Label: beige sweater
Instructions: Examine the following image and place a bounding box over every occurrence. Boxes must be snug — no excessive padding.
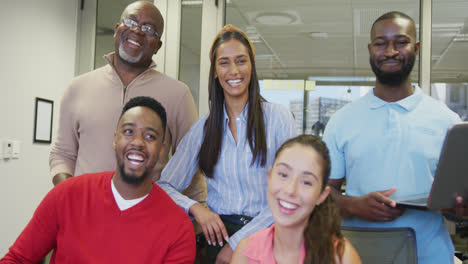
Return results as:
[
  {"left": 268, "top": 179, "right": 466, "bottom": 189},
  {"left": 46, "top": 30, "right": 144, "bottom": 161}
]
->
[{"left": 49, "top": 53, "right": 206, "bottom": 203}]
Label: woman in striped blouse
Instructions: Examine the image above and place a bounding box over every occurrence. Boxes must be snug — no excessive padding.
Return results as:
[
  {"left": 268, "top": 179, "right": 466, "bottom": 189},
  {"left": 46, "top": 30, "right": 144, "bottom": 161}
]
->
[{"left": 158, "top": 24, "right": 296, "bottom": 263}]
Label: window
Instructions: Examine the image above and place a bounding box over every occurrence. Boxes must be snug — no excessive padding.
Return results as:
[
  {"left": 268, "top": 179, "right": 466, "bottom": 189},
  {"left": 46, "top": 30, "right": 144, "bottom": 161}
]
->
[
  {"left": 179, "top": 0, "right": 204, "bottom": 108},
  {"left": 431, "top": 0, "right": 468, "bottom": 120},
  {"left": 226, "top": 0, "right": 420, "bottom": 133}
]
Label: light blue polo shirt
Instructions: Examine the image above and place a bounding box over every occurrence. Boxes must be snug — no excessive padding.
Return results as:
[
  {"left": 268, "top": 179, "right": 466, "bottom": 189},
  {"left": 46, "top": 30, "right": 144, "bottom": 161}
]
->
[{"left": 323, "top": 86, "right": 461, "bottom": 264}]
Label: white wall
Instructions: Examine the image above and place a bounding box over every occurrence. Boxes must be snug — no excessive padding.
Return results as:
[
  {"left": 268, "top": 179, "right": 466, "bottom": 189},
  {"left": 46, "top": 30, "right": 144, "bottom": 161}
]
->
[{"left": 0, "top": 0, "right": 79, "bottom": 255}]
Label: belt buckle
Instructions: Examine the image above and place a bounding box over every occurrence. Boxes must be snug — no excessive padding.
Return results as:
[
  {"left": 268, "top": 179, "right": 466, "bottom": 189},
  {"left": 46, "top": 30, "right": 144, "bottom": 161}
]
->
[
  {"left": 196, "top": 232, "right": 207, "bottom": 248},
  {"left": 240, "top": 217, "right": 249, "bottom": 225}
]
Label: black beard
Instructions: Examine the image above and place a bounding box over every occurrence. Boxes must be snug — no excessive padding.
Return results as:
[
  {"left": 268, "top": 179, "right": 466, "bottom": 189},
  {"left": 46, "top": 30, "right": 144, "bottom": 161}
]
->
[
  {"left": 119, "top": 163, "right": 148, "bottom": 185},
  {"left": 370, "top": 53, "right": 415, "bottom": 86}
]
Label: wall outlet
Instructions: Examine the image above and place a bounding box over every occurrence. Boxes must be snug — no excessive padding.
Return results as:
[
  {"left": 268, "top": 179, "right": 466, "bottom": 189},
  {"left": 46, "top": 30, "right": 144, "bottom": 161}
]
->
[
  {"left": 12, "top": 140, "right": 21, "bottom": 159},
  {"left": 3, "top": 140, "right": 13, "bottom": 159}
]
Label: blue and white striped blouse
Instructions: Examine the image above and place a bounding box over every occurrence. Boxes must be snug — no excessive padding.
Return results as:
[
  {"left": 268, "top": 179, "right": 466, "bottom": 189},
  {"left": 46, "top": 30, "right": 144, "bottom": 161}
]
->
[{"left": 158, "top": 101, "right": 297, "bottom": 249}]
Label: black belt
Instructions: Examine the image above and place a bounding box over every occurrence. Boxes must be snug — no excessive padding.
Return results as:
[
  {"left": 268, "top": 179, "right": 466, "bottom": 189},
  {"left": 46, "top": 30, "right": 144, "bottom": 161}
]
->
[{"left": 219, "top": 214, "right": 253, "bottom": 226}]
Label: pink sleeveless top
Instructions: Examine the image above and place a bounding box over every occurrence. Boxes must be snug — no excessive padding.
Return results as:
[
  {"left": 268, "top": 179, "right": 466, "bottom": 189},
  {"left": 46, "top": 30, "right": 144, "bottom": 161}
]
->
[{"left": 242, "top": 224, "right": 306, "bottom": 264}]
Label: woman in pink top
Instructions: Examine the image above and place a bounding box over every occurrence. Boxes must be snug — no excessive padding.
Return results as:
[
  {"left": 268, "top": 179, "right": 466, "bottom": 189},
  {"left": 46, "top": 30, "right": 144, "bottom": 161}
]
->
[{"left": 231, "top": 135, "right": 361, "bottom": 263}]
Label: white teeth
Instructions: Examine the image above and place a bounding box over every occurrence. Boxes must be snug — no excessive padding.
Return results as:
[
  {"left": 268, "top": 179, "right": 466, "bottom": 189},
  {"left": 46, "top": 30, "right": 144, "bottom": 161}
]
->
[
  {"left": 279, "top": 200, "right": 298, "bottom": 210},
  {"left": 129, "top": 160, "right": 141, "bottom": 165},
  {"left": 128, "top": 154, "right": 144, "bottom": 161},
  {"left": 227, "top": 79, "right": 241, "bottom": 84},
  {"left": 128, "top": 39, "right": 141, "bottom": 47}
]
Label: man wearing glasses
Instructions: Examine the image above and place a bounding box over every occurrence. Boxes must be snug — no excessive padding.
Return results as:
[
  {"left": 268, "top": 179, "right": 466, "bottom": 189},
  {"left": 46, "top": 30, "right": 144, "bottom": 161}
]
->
[{"left": 49, "top": 1, "right": 206, "bottom": 205}]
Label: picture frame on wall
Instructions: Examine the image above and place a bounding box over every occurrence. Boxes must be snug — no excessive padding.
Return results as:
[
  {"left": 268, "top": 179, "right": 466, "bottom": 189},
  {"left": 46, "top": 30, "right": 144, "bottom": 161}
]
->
[{"left": 33, "top": 97, "right": 54, "bottom": 144}]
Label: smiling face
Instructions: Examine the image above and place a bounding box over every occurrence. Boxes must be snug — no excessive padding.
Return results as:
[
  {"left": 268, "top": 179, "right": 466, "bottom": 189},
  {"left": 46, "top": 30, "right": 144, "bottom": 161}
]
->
[
  {"left": 214, "top": 39, "right": 252, "bottom": 103},
  {"left": 114, "top": 2, "right": 162, "bottom": 67},
  {"left": 267, "top": 143, "right": 330, "bottom": 230},
  {"left": 368, "top": 17, "right": 420, "bottom": 86},
  {"left": 113, "top": 106, "right": 165, "bottom": 185}
]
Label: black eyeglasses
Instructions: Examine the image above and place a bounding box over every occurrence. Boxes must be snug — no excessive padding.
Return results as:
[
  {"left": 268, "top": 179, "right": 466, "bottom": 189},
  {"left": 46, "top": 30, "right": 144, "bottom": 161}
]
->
[{"left": 122, "top": 18, "right": 159, "bottom": 38}]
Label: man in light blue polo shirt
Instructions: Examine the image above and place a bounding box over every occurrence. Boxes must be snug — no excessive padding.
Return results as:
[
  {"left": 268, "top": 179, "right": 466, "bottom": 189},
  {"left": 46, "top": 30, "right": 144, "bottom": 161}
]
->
[{"left": 323, "top": 11, "right": 461, "bottom": 264}]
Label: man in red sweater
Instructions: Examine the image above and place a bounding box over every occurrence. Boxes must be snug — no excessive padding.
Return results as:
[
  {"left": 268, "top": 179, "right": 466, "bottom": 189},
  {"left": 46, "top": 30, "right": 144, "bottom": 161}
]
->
[{"left": 1, "top": 96, "right": 196, "bottom": 264}]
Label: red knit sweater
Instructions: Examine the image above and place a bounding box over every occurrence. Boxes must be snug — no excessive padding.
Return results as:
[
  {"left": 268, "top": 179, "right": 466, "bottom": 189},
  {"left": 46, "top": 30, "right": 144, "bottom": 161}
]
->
[{"left": 1, "top": 171, "right": 195, "bottom": 263}]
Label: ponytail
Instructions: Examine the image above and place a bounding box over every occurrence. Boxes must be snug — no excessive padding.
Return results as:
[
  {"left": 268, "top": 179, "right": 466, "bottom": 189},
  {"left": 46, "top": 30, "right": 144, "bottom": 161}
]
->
[{"left": 303, "top": 196, "right": 344, "bottom": 264}]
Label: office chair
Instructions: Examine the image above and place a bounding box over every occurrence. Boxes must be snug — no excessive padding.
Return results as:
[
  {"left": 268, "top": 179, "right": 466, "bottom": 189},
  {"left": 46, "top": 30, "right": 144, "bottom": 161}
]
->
[{"left": 341, "top": 226, "right": 417, "bottom": 264}]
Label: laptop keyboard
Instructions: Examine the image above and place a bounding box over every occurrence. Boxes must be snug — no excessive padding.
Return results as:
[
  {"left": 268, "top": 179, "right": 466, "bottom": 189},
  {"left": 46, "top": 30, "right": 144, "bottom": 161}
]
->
[{"left": 403, "top": 197, "right": 428, "bottom": 204}]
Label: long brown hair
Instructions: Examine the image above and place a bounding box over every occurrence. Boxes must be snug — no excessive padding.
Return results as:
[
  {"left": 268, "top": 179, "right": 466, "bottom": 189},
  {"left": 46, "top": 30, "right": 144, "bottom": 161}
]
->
[
  {"left": 198, "top": 25, "right": 267, "bottom": 178},
  {"left": 274, "top": 135, "right": 344, "bottom": 264}
]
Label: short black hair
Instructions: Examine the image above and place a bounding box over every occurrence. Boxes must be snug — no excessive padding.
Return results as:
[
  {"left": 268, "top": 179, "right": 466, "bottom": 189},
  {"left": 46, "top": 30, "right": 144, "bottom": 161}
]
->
[
  {"left": 120, "top": 96, "right": 167, "bottom": 133},
  {"left": 371, "top": 11, "right": 416, "bottom": 36}
]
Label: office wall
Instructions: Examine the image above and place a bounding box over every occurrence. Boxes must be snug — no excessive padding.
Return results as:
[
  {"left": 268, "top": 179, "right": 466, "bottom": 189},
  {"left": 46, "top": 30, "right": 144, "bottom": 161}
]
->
[{"left": 0, "top": 0, "right": 79, "bottom": 254}]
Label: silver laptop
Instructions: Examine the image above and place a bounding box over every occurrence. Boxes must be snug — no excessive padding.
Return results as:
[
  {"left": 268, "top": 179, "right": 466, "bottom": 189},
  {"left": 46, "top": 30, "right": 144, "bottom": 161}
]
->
[{"left": 396, "top": 122, "right": 468, "bottom": 210}]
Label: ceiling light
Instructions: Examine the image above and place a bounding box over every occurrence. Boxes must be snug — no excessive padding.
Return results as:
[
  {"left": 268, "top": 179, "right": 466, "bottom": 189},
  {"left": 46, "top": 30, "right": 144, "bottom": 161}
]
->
[
  {"left": 453, "top": 34, "right": 468, "bottom": 42},
  {"left": 308, "top": 76, "right": 376, "bottom": 82},
  {"left": 309, "top": 32, "right": 328, "bottom": 39},
  {"left": 432, "top": 23, "right": 463, "bottom": 32},
  {"left": 249, "top": 37, "right": 262, "bottom": 44},
  {"left": 182, "top": 0, "right": 231, "bottom": 6},
  {"left": 182, "top": 0, "right": 202, "bottom": 6},
  {"left": 255, "top": 12, "right": 296, "bottom": 25},
  {"left": 244, "top": 26, "right": 263, "bottom": 44}
]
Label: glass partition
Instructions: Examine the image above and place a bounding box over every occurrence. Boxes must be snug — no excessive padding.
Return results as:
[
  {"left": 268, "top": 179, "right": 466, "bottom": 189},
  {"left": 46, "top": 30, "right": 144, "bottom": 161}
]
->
[
  {"left": 431, "top": 0, "right": 468, "bottom": 120},
  {"left": 179, "top": 0, "right": 203, "bottom": 108}
]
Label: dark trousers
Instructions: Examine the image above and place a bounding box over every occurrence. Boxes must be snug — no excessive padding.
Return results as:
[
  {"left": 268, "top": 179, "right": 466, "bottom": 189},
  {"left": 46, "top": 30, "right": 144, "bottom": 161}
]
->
[{"left": 205, "top": 215, "right": 252, "bottom": 264}]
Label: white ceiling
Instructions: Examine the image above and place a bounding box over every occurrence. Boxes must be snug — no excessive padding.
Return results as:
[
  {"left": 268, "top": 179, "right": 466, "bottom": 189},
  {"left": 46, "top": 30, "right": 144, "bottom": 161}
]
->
[
  {"left": 223, "top": 0, "right": 468, "bottom": 83},
  {"left": 98, "top": 0, "right": 468, "bottom": 84}
]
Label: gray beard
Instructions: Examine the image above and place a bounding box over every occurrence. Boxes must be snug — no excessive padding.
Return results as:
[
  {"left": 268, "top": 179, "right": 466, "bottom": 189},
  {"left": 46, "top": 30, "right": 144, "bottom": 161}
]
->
[{"left": 119, "top": 44, "right": 143, "bottom": 64}]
